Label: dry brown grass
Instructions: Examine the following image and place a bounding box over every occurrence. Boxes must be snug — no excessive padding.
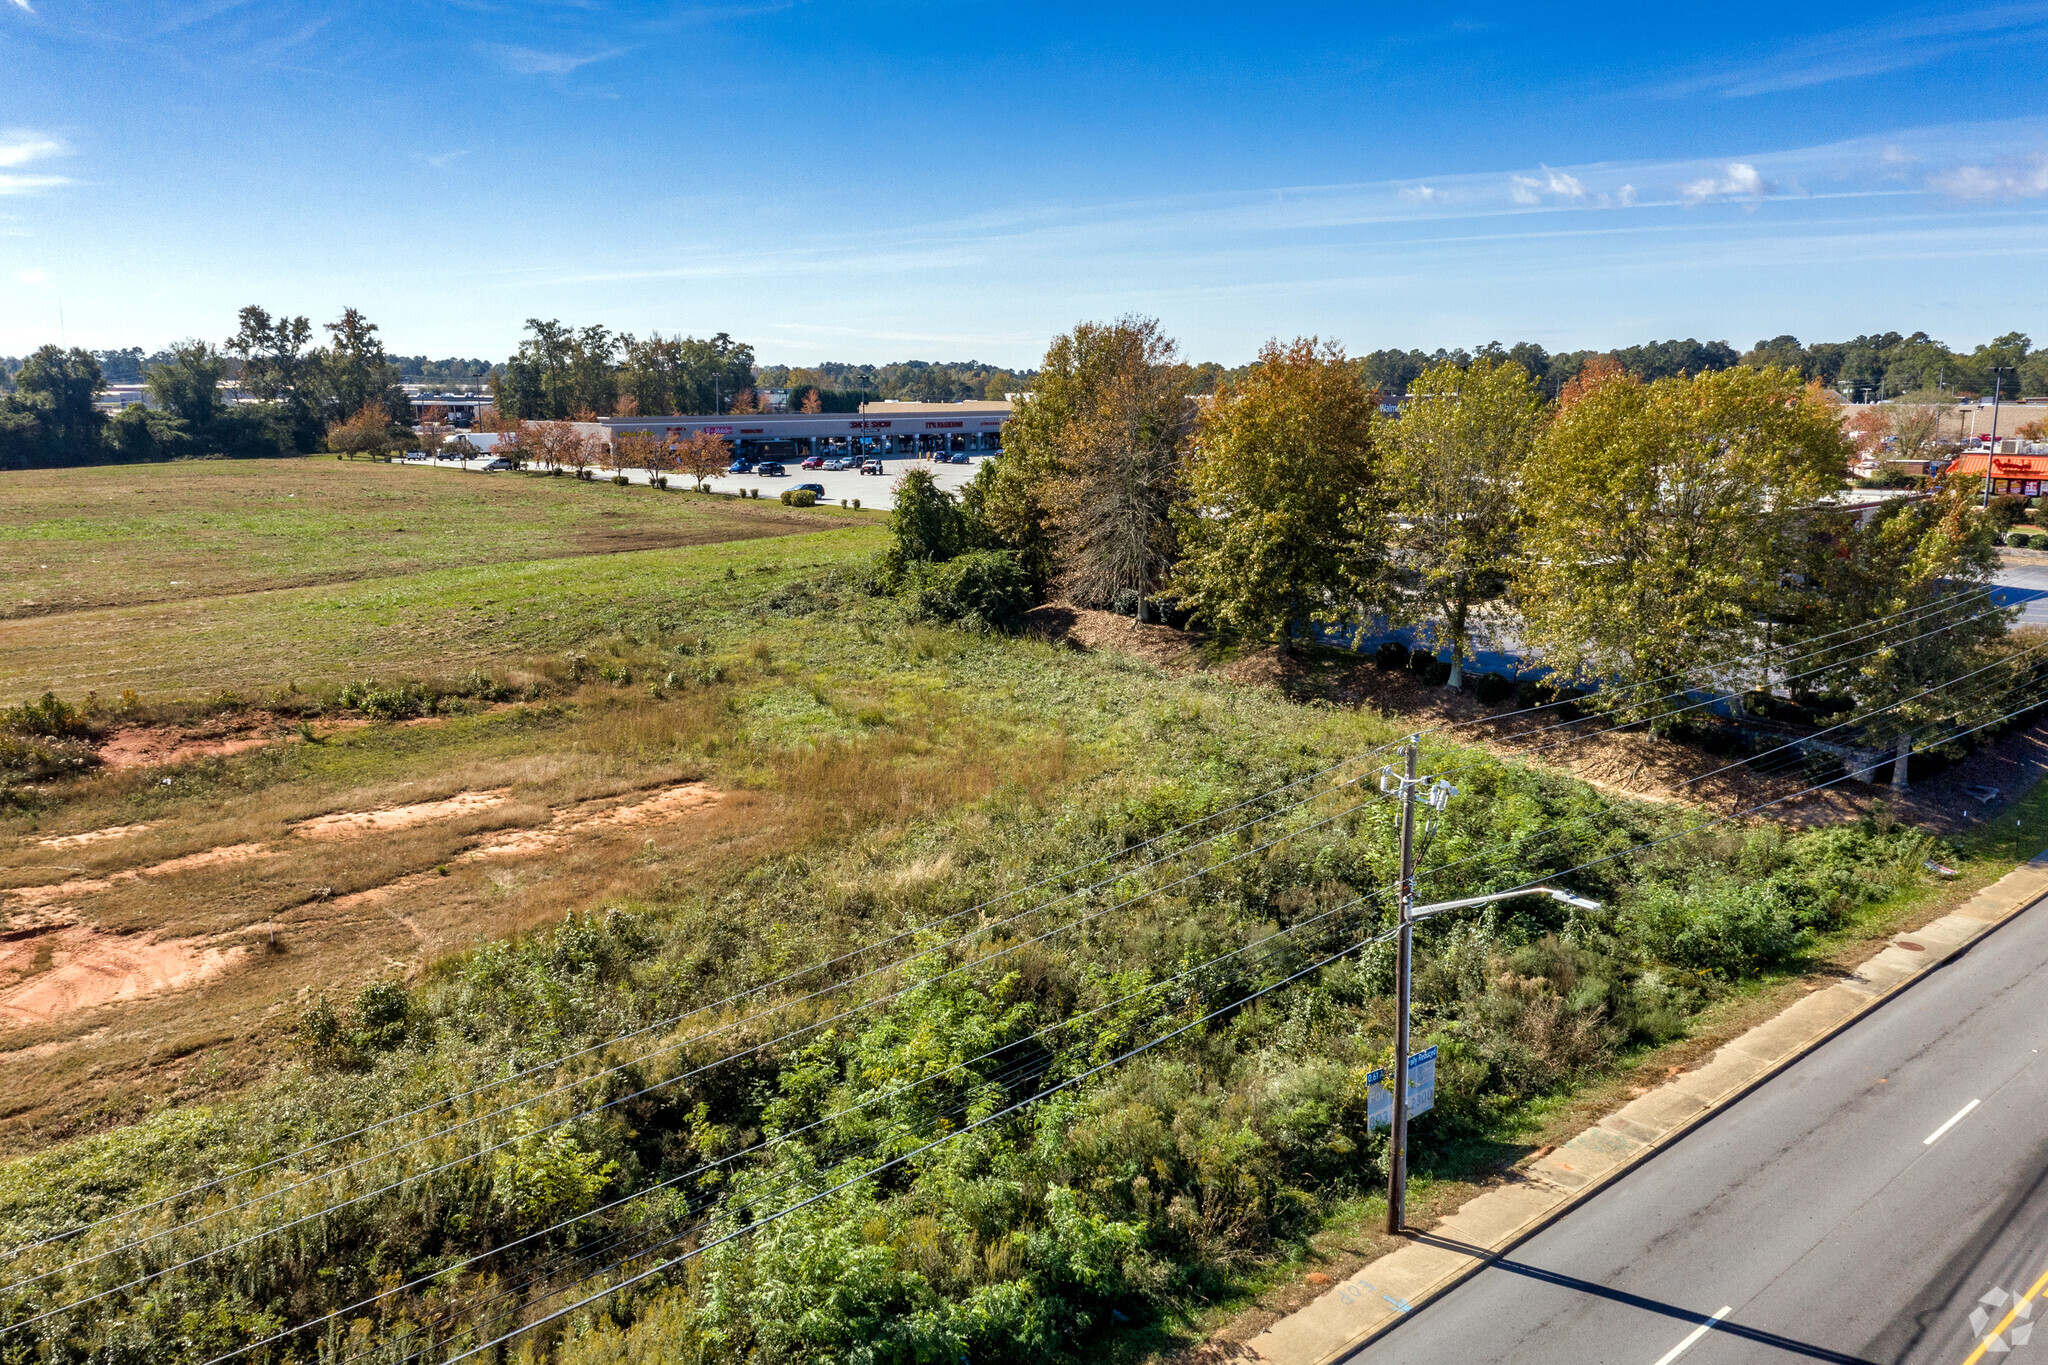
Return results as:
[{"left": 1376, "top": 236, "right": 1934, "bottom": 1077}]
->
[{"left": 0, "top": 671, "right": 1079, "bottom": 1150}]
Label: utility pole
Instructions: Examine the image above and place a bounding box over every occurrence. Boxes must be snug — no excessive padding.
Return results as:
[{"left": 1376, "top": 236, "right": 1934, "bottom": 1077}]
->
[
  {"left": 1386, "top": 739, "right": 1418, "bottom": 1235},
  {"left": 1374, "top": 743, "right": 1599, "bottom": 1233},
  {"left": 1985, "top": 366, "right": 2016, "bottom": 509}
]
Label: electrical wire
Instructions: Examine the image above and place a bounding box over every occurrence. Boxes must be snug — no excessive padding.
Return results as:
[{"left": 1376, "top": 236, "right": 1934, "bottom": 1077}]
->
[{"left": 0, "top": 785, "right": 1402, "bottom": 1333}]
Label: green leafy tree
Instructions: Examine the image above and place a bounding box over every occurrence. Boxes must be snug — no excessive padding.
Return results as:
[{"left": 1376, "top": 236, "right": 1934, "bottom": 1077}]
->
[
  {"left": 0, "top": 346, "right": 105, "bottom": 469},
  {"left": 1169, "top": 337, "right": 1387, "bottom": 650},
  {"left": 1383, "top": 358, "right": 1547, "bottom": 685},
  {"left": 1795, "top": 490, "right": 2009, "bottom": 787},
  {"left": 320, "top": 307, "right": 413, "bottom": 426},
  {"left": 883, "top": 466, "right": 966, "bottom": 577},
  {"left": 144, "top": 339, "right": 227, "bottom": 427},
  {"left": 1516, "top": 363, "right": 1852, "bottom": 719},
  {"left": 227, "top": 305, "right": 320, "bottom": 445}
]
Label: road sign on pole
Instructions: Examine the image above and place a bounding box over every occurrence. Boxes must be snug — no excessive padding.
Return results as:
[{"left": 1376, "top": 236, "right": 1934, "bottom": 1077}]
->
[{"left": 1367, "top": 1045, "right": 1438, "bottom": 1131}]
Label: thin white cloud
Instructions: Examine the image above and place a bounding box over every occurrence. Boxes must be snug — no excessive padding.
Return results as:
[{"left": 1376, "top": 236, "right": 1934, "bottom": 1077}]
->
[
  {"left": 1399, "top": 185, "right": 1441, "bottom": 204},
  {"left": 17, "top": 268, "right": 49, "bottom": 285},
  {"left": 1680, "top": 162, "right": 1776, "bottom": 205},
  {"left": 1929, "top": 155, "right": 2048, "bottom": 201},
  {"left": 0, "top": 132, "right": 70, "bottom": 196},
  {"left": 0, "top": 133, "right": 62, "bottom": 169},
  {"left": 1544, "top": 168, "right": 1587, "bottom": 201},
  {"left": 480, "top": 42, "right": 628, "bottom": 75},
  {"left": 426, "top": 149, "right": 469, "bottom": 168},
  {"left": 1510, "top": 166, "right": 1590, "bottom": 206},
  {"left": 6, "top": 0, "right": 35, "bottom": 13},
  {"left": 1656, "top": 3, "right": 2048, "bottom": 97}
]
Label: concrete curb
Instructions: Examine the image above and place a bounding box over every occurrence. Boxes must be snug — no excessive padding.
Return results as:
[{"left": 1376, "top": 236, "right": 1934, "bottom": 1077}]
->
[{"left": 1245, "top": 849, "right": 2048, "bottom": 1365}]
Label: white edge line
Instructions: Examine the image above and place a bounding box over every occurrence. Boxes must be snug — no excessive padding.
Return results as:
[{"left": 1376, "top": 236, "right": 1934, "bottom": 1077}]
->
[
  {"left": 1652, "top": 1305, "right": 1733, "bottom": 1365},
  {"left": 1924, "top": 1098, "right": 1982, "bottom": 1146}
]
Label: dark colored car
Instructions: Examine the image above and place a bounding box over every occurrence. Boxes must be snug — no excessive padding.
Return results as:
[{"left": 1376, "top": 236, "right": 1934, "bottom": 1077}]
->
[
  {"left": 728, "top": 458, "right": 754, "bottom": 473},
  {"left": 482, "top": 457, "right": 517, "bottom": 472},
  {"left": 794, "top": 482, "right": 826, "bottom": 496},
  {"left": 757, "top": 461, "right": 786, "bottom": 477}
]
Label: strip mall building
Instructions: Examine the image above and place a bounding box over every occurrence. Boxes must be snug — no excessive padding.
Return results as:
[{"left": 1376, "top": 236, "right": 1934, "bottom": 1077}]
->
[{"left": 577, "top": 399, "right": 1012, "bottom": 463}]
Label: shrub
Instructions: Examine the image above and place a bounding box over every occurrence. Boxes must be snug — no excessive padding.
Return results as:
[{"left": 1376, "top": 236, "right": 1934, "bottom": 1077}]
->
[
  {"left": 611, "top": 474, "right": 630, "bottom": 486},
  {"left": 1420, "top": 658, "right": 1453, "bottom": 686},
  {"left": 1628, "top": 878, "right": 1812, "bottom": 977},
  {"left": 1374, "top": 641, "right": 1409, "bottom": 670},
  {"left": 1989, "top": 494, "right": 2028, "bottom": 530},
  {"left": 336, "top": 679, "right": 428, "bottom": 720},
  {"left": 905, "top": 550, "right": 1034, "bottom": 632},
  {"left": 2, "top": 691, "right": 88, "bottom": 739},
  {"left": 780, "top": 488, "right": 819, "bottom": 507},
  {"left": 1471, "top": 672, "right": 1515, "bottom": 704}
]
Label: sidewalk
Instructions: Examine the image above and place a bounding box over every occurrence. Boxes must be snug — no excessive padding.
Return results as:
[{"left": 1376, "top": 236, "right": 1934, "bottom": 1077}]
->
[{"left": 1245, "top": 850, "right": 2048, "bottom": 1364}]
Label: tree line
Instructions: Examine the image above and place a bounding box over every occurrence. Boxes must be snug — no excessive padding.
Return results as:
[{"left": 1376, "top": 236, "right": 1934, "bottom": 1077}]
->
[
  {"left": 888, "top": 317, "right": 2011, "bottom": 785},
  {"left": 0, "top": 305, "right": 413, "bottom": 470}
]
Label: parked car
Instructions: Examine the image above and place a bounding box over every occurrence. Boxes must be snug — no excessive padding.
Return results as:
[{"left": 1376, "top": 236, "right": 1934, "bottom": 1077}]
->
[
  {"left": 950, "top": 451, "right": 972, "bottom": 464},
  {"left": 794, "top": 482, "right": 826, "bottom": 497},
  {"left": 861, "top": 458, "right": 884, "bottom": 475},
  {"left": 757, "top": 461, "right": 786, "bottom": 477},
  {"left": 482, "top": 457, "right": 517, "bottom": 472},
  {"left": 823, "top": 457, "right": 851, "bottom": 471},
  {"left": 728, "top": 458, "right": 754, "bottom": 473},
  {"left": 800, "top": 454, "right": 825, "bottom": 469},
  {"left": 403, "top": 451, "right": 431, "bottom": 463}
]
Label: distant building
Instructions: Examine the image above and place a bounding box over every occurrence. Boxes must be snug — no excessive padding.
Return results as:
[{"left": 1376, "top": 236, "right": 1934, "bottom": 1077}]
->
[
  {"left": 583, "top": 399, "right": 1012, "bottom": 462},
  {"left": 1946, "top": 453, "right": 2048, "bottom": 497}
]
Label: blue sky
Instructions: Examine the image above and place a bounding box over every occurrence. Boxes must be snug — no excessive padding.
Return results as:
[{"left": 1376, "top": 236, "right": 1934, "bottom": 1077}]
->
[{"left": 2, "top": 1, "right": 2045, "bottom": 366}]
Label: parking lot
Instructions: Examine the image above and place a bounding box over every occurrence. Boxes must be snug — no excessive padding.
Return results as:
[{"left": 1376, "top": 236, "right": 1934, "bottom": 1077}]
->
[{"left": 407, "top": 452, "right": 986, "bottom": 510}]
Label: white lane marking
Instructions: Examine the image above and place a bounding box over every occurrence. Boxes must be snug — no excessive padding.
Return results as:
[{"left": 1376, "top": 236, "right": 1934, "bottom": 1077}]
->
[
  {"left": 1924, "top": 1099, "right": 1981, "bottom": 1146},
  {"left": 1652, "top": 1306, "right": 1732, "bottom": 1365}
]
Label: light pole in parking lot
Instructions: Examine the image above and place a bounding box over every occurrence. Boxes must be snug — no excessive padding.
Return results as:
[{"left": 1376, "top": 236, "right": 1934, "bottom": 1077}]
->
[{"left": 1377, "top": 738, "right": 1600, "bottom": 1233}]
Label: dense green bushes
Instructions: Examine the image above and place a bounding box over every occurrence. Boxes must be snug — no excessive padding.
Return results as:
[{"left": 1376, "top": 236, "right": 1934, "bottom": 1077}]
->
[{"left": 0, "top": 711, "right": 1950, "bottom": 1365}]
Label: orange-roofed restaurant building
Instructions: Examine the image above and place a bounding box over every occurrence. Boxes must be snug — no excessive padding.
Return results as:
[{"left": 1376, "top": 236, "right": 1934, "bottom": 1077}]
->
[{"left": 1946, "top": 454, "right": 2048, "bottom": 499}]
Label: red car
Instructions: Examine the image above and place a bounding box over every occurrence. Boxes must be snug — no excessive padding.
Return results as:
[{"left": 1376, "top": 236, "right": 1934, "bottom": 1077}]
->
[{"left": 800, "top": 454, "right": 825, "bottom": 469}]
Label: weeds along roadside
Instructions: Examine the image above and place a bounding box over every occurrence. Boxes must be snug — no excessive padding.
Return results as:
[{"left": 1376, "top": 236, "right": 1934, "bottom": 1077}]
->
[
  {"left": 4, "top": 573, "right": 2031, "bottom": 1358},
  {"left": 0, "top": 581, "right": 1957, "bottom": 1268},
  {"left": 0, "top": 765, "right": 1968, "bottom": 1354}
]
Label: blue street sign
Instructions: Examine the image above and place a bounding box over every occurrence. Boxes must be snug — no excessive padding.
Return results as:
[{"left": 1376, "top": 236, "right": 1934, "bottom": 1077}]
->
[{"left": 1366, "top": 1045, "right": 1438, "bottom": 1130}]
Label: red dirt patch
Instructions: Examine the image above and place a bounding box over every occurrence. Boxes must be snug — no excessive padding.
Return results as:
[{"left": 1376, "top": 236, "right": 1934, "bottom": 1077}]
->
[
  {"left": 36, "top": 823, "right": 155, "bottom": 850},
  {"left": 0, "top": 925, "right": 244, "bottom": 1028},
  {"left": 294, "top": 789, "right": 512, "bottom": 841},
  {"left": 1, "top": 843, "right": 276, "bottom": 917},
  {"left": 96, "top": 728, "right": 272, "bottom": 769},
  {"left": 470, "top": 782, "right": 722, "bottom": 859}
]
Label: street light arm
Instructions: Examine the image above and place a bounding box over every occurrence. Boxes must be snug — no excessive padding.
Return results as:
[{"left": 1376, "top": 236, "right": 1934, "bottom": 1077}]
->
[{"left": 1409, "top": 885, "right": 1601, "bottom": 922}]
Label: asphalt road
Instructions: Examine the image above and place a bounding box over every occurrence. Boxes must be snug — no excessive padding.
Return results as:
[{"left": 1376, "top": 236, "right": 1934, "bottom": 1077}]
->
[
  {"left": 1993, "top": 557, "right": 2048, "bottom": 627},
  {"left": 1343, "top": 898, "right": 2048, "bottom": 1365}
]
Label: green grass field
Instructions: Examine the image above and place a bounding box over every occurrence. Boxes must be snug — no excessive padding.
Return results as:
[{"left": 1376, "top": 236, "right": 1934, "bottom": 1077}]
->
[
  {"left": 0, "top": 459, "right": 885, "bottom": 701},
  {"left": 0, "top": 457, "right": 876, "bottom": 622}
]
